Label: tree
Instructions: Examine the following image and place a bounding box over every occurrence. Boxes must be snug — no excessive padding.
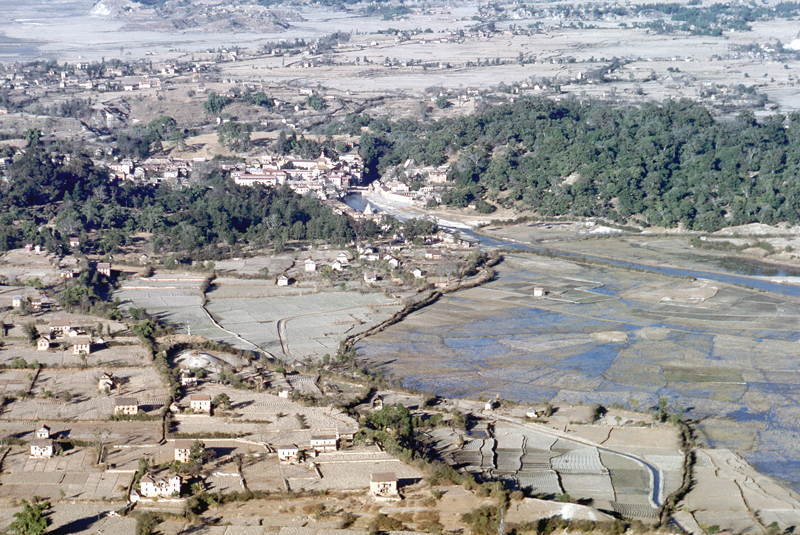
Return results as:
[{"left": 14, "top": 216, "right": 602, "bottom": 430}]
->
[
  {"left": 305, "top": 93, "right": 325, "bottom": 111},
  {"left": 212, "top": 393, "right": 231, "bottom": 410},
  {"left": 217, "top": 121, "right": 252, "bottom": 152},
  {"left": 203, "top": 92, "right": 230, "bottom": 115},
  {"left": 23, "top": 129, "right": 41, "bottom": 148},
  {"left": 22, "top": 323, "right": 39, "bottom": 343},
  {"left": 9, "top": 499, "right": 49, "bottom": 535},
  {"left": 189, "top": 439, "right": 206, "bottom": 463}
]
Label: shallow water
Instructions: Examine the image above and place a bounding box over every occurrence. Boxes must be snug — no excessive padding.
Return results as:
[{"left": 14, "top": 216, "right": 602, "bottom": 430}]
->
[{"left": 356, "top": 260, "right": 800, "bottom": 491}]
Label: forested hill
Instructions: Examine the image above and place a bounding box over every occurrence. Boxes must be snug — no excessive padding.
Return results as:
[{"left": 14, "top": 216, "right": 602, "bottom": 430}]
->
[{"left": 354, "top": 98, "right": 800, "bottom": 231}]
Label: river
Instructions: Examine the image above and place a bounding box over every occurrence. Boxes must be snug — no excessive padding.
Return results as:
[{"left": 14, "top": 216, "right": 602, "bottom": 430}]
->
[{"left": 345, "top": 192, "right": 800, "bottom": 297}]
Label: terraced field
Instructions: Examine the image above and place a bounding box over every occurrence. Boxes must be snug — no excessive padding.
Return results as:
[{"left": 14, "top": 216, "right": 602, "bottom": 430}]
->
[{"left": 357, "top": 254, "right": 800, "bottom": 493}]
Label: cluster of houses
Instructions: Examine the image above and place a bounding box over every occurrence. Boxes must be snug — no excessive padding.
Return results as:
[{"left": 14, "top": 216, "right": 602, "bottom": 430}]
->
[
  {"left": 276, "top": 428, "right": 354, "bottom": 464},
  {"left": 25, "top": 414, "right": 399, "bottom": 500},
  {"left": 230, "top": 153, "right": 362, "bottom": 199},
  {"left": 37, "top": 318, "right": 96, "bottom": 355},
  {"left": 11, "top": 294, "right": 42, "bottom": 314},
  {"left": 289, "top": 243, "right": 467, "bottom": 288},
  {"left": 105, "top": 156, "right": 199, "bottom": 186}
]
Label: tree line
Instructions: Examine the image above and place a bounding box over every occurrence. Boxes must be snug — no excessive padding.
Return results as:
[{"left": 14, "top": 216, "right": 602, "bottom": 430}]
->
[{"left": 345, "top": 97, "right": 800, "bottom": 230}]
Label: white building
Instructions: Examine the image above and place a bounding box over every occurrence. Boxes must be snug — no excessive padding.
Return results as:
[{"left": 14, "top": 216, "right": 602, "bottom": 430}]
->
[
  {"left": 30, "top": 439, "right": 55, "bottom": 458},
  {"left": 189, "top": 394, "right": 212, "bottom": 413},
  {"left": 73, "top": 336, "right": 92, "bottom": 355},
  {"left": 310, "top": 434, "right": 337, "bottom": 452},
  {"left": 370, "top": 472, "right": 398, "bottom": 497},
  {"left": 140, "top": 473, "right": 181, "bottom": 498},
  {"left": 114, "top": 397, "right": 139, "bottom": 416},
  {"left": 277, "top": 444, "right": 300, "bottom": 462},
  {"left": 174, "top": 439, "right": 201, "bottom": 463}
]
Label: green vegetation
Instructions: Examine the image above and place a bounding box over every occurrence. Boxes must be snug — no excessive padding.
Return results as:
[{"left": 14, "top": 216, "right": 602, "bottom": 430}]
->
[
  {"left": 305, "top": 93, "right": 326, "bottom": 111},
  {"left": 358, "top": 404, "right": 414, "bottom": 454},
  {"left": 118, "top": 115, "right": 185, "bottom": 159},
  {"left": 0, "top": 146, "right": 354, "bottom": 257},
  {"left": 9, "top": 499, "right": 49, "bottom": 535},
  {"left": 341, "top": 98, "right": 800, "bottom": 230},
  {"left": 203, "top": 92, "right": 231, "bottom": 115},
  {"left": 217, "top": 121, "right": 252, "bottom": 151}
]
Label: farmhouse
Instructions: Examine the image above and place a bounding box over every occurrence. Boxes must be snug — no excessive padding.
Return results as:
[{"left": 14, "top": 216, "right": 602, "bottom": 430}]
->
[
  {"left": 30, "top": 439, "right": 56, "bottom": 458},
  {"left": 189, "top": 394, "right": 212, "bottom": 413},
  {"left": 140, "top": 473, "right": 181, "bottom": 498},
  {"left": 180, "top": 371, "right": 197, "bottom": 387},
  {"left": 304, "top": 258, "right": 317, "bottom": 272},
  {"left": 276, "top": 274, "right": 290, "bottom": 286},
  {"left": 49, "top": 319, "right": 72, "bottom": 337},
  {"left": 36, "top": 425, "right": 51, "bottom": 439},
  {"left": 174, "top": 439, "right": 201, "bottom": 463},
  {"left": 97, "top": 262, "right": 111, "bottom": 277},
  {"left": 114, "top": 398, "right": 139, "bottom": 416},
  {"left": 364, "top": 271, "right": 378, "bottom": 283},
  {"left": 310, "top": 434, "right": 338, "bottom": 452},
  {"left": 37, "top": 337, "right": 50, "bottom": 351},
  {"left": 277, "top": 444, "right": 300, "bottom": 463},
  {"left": 73, "top": 336, "right": 92, "bottom": 355},
  {"left": 98, "top": 372, "right": 115, "bottom": 391},
  {"left": 425, "top": 249, "right": 444, "bottom": 260},
  {"left": 11, "top": 296, "right": 22, "bottom": 309},
  {"left": 383, "top": 254, "right": 400, "bottom": 269},
  {"left": 370, "top": 472, "right": 399, "bottom": 497}
]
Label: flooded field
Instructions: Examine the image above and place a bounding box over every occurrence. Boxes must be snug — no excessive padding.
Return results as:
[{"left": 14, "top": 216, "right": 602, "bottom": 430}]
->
[{"left": 356, "top": 254, "right": 800, "bottom": 491}]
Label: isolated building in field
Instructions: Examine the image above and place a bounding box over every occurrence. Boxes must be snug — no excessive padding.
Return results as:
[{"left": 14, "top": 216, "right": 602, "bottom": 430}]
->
[
  {"left": 97, "top": 262, "right": 112, "bottom": 277},
  {"left": 98, "top": 372, "right": 116, "bottom": 392},
  {"left": 174, "top": 439, "right": 202, "bottom": 463},
  {"left": 189, "top": 394, "right": 212, "bottom": 413},
  {"left": 30, "top": 439, "right": 56, "bottom": 458},
  {"left": 73, "top": 336, "right": 92, "bottom": 355},
  {"left": 140, "top": 473, "right": 181, "bottom": 497},
  {"left": 277, "top": 444, "right": 300, "bottom": 463},
  {"left": 114, "top": 397, "right": 139, "bottom": 416},
  {"left": 370, "top": 472, "right": 398, "bottom": 497}
]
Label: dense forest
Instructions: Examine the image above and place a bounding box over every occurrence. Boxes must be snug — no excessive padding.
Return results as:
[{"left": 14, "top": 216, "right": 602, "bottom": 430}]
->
[
  {"left": 348, "top": 98, "right": 800, "bottom": 230},
  {"left": 0, "top": 145, "right": 355, "bottom": 257}
]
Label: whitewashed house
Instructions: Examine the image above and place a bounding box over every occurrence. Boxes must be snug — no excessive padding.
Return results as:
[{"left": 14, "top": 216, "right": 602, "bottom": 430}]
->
[
  {"left": 370, "top": 472, "right": 398, "bottom": 497},
  {"left": 189, "top": 394, "right": 212, "bottom": 413},
  {"left": 310, "top": 434, "right": 337, "bottom": 452},
  {"left": 277, "top": 444, "right": 300, "bottom": 462},
  {"left": 140, "top": 473, "right": 181, "bottom": 498},
  {"left": 30, "top": 439, "right": 55, "bottom": 458},
  {"left": 114, "top": 398, "right": 139, "bottom": 416}
]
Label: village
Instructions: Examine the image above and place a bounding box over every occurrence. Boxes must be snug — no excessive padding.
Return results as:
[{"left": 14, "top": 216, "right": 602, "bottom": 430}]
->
[{"left": 0, "top": 215, "right": 711, "bottom": 535}]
